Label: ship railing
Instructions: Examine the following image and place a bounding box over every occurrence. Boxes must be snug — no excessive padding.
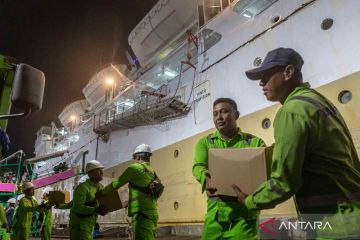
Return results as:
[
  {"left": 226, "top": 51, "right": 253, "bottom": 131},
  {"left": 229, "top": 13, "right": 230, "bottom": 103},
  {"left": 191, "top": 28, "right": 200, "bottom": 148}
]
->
[{"left": 92, "top": 82, "right": 189, "bottom": 134}]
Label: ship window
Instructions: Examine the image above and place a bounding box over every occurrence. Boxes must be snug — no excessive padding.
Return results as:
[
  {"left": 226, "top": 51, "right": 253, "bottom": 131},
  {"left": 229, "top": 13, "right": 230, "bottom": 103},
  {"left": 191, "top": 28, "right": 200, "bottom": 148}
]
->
[
  {"left": 204, "top": 0, "right": 222, "bottom": 21},
  {"left": 262, "top": 118, "right": 271, "bottom": 129},
  {"left": 338, "top": 90, "right": 352, "bottom": 104},
  {"left": 174, "top": 149, "right": 179, "bottom": 158},
  {"left": 321, "top": 18, "right": 334, "bottom": 31},
  {"left": 201, "top": 28, "right": 222, "bottom": 53},
  {"left": 174, "top": 201, "right": 179, "bottom": 210},
  {"left": 233, "top": 0, "right": 277, "bottom": 18},
  {"left": 199, "top": 0, "right": 233, "bottom": 26}
]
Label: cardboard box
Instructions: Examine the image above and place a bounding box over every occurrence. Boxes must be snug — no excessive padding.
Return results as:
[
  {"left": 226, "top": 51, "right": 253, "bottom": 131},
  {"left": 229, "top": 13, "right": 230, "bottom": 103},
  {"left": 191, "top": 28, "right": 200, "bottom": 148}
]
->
[
  {"left": 208, "top": 147, "right": 273, "bottom": 197},
  {"left": 97, "top": 187, "right": 129, "bottom": 213},
  {"left": 48, "top": 190, "right": 71, "bottom": 204}
]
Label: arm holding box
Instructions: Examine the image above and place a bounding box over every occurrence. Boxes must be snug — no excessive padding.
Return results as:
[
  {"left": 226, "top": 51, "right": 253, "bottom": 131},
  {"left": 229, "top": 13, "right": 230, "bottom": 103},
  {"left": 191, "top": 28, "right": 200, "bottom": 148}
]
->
[{"left": 244, "top": 111, "right": 306, "bottom": 210}]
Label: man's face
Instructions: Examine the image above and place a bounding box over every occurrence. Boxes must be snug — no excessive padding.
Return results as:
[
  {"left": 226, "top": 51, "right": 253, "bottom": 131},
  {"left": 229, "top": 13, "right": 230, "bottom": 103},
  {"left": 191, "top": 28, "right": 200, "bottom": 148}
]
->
[
  {"left": 213, "top": 102, "right": 238, "bottom": 133},
  {"left": 42, "top": 193, "right": 49, "bottom": 200},
  {"left": 133, "top": 155, "right": 141, "bottom": 163},
  {"left": 88, "top": 168, "right": 103, "bottom": 183},
  {"left": 259, "top": 66, "right": 287, "bottom": 102},
  {"left": 25, "top": 187, "right": 35, "bottom": 197}
]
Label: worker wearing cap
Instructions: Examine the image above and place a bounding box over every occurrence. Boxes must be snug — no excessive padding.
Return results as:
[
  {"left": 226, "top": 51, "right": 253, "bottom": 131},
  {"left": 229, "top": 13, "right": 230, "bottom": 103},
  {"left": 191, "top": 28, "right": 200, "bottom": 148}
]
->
[
  {"left": 101, "top": 144, "right": 159, "bottom": 240},
  {"left": 39, "top": 187, "right": 53, "bottom": 240},
  {"left": 5, "top": 198, "right": 16, "bottom": 229},
  {"left": 69, "top": 160, "right": 106, "bottom": 240},
  {"left": 2, "top": 198, "right": 16, "bottom": 240},
  {"left": 231, "top": 47, "right": 360, "bottom": 238},
  {"left": 12, "top": 181, "right": 41, "bottom": 240},
  {"left": 193, "top": 98, "right": 266, "bottom": 240}
]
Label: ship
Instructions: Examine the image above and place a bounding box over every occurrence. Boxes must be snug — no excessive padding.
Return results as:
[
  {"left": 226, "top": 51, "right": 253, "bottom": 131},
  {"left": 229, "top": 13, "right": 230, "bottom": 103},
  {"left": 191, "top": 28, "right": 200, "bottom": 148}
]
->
[{"left": 23, "top": 0, "right": 360, "bottom": 237}]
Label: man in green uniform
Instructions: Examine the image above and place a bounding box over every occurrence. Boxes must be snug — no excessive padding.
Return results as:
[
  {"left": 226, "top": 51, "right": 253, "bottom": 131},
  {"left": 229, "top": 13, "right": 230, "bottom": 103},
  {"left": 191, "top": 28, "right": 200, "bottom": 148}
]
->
[
  {"left": 233, "top": 47, "right": 360, "bottom": 238},
  {"left": 40, "top": 187, "right": 53, "bottom": 240},
  {"left": 3, "top": 198, "right": 15, "bottom": 240},
  {"left": 101, "top": 144, "right": 159, "bottom": 240},
  {"left": 193, "top": 98, "right": 266, "bottom": 240},
  {"left": 0, "top": 203, "right": 9, "bottom": 240},
  {"left": 12, "top": 181, "right": 41, "bottom": 240},
  {"left": 69, "top": 160, "right": 106, "bottom": 240}
]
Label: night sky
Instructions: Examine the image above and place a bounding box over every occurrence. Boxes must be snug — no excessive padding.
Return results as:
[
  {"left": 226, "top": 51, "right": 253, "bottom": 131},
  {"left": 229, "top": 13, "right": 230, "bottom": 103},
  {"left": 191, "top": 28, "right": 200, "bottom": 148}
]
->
[{"left": 0, "top": 0, "right": 157, "bottom": 157}]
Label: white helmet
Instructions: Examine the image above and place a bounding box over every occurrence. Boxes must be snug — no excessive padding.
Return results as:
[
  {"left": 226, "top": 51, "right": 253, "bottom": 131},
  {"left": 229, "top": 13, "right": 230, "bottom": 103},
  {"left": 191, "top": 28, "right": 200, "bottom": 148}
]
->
[
  {"left": 42, "top": 187, "right": 54, "bottom": 195},
  {"left": 22, "top": 181, "right": 34, "bottom": 191},
  {"left": 85, "top": 160, "right": 104, "bottom": 173},
  {"left": 133, "top": 144, "right": 152, "bottom": 155},
  {"left": 7, "top": 198, "right": 16, "bottom": 204}
]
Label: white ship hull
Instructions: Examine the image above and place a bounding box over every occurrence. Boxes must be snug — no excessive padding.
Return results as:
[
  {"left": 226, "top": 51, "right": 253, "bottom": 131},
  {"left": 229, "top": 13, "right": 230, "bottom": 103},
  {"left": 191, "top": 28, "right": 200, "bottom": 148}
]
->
[{"left": 32, "top": 0, "right": 360, "bottom": 228}]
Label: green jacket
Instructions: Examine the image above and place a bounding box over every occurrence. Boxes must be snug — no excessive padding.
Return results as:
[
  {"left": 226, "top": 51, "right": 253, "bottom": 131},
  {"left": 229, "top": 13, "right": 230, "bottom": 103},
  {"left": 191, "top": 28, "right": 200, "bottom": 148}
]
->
[
  {"left": 103, "top": 162, "right": 158, "bottom": 218},
  {"left": 12, "top": 196, "right": 39, "bottom": 230},
  {"left": 70, "top": 179, "right": 102, "bottom": 225},
  {"left": 193, "top": 130, "right": 266, "bottom": 222},
  {"left": 245, "top": 83, "right": 360, "bottom": 214},
  {"left": 40, "top": 200, "right": 52, "bottom": 240},
  {"left": 0, "top": 204, "right": 7, "bottom": 226}
]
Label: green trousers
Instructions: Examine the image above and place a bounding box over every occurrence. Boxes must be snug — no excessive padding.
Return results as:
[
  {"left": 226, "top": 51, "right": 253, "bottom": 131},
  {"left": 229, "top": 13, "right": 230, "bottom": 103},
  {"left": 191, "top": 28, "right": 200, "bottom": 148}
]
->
[
  {"left": 0, "top": 228, "right": 10, "bottom": 240},
  {"left": 40, "top": 224, "right": 51, "bottom": 240},
  {"left": 69, "top": 224, "right": 93, "bottom": 240},
  {"left": 12, "top": 227, "right": 30, "bottom": 240},
  {"left": 69, "top": 213, "right": 96, "bottom": 240},
  {"left": 201, "top": 201, "right": 258, "bottom": 240},
  {"left": 131, "top": 213, "right": 158, "bottom": 240}
]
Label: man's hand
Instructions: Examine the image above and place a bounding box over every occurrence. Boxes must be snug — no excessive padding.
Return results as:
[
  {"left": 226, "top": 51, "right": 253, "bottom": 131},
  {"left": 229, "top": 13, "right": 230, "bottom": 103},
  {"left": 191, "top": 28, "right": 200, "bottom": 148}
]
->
[
  {"left": 232, "top": 184, "right": 248, "bottom": 204},
  {"left": 95, "top": 190, "right": 104, "bottom": 199},
  {"left": 95, "top": 205, "right": 108, "bottom": 216},
  {"left": 39, "top": 202, "right": 52, "bottom": 209},
  {"left": 205, "top": 173, "right": 217, "bottom": 197}
]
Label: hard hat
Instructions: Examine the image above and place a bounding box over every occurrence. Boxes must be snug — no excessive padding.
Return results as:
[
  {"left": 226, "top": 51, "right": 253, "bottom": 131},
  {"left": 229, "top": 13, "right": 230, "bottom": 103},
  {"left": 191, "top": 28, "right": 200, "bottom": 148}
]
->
[
  {"left": 133, "top": 144, "right": 152, "bottom": 155},
  {"left": 78, "top": 174, "right": 89, "bottom": 184},
  {"left": 42, "top": 186, "right": 54, "bottom": 195},
  {"left": 7, "top": 198, "right": 16, "bottom": 204},
  {"left": 22, "top": 181, "right": 34, "bottom": 191},
  {"left": 85, "top": 160, "right": 104, "bottom": 173}
]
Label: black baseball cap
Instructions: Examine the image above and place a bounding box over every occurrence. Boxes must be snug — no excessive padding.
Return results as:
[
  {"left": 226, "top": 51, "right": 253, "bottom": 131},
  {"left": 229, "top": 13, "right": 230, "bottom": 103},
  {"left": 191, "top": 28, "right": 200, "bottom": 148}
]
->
[{"left": 245, "top": 48, "right": 304, "bottom": 80}]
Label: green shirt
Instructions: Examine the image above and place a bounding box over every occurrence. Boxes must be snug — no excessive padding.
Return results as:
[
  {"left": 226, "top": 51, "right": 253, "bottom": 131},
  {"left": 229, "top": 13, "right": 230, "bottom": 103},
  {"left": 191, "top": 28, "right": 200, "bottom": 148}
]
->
[
  {"left": 40, "top": 200, "right": 52, "bottom": 230},
  {"left": 0, "top": 204, "right": 7, "bottom": 226},
  {"left": 70, "top": 179, "right": 102, "bottom": 219},
  {"left": 193, "top": 129, "right": 266, "bottom": 222},
  {"left": 103, "top": 162, "right": 158, "bottom": 217},
  {"left": 245, "top": 83, "right": 360, "bottom": 213},
  {"left": 12, "top": 196, "right": 39, "bottom": 230}
]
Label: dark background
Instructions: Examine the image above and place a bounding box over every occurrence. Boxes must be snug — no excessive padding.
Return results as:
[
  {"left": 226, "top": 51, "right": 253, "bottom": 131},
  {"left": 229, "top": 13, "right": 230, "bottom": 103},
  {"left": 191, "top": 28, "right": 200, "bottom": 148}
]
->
[{"left": 0, "top": 0, "right": 157, "bottom": 157}]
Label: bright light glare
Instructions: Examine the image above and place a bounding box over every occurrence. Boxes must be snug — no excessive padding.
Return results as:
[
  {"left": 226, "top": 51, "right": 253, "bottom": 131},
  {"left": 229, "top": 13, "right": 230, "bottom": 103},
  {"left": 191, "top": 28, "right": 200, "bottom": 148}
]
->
[
  {"left": 70, "top": 115, "right": 76, "bottom": 121},
  {"left": 164, "top": 71, "right": 176, "bottom": 78},
  {"left": 106, "top": 78, "right": 114, "bottom": 85}
]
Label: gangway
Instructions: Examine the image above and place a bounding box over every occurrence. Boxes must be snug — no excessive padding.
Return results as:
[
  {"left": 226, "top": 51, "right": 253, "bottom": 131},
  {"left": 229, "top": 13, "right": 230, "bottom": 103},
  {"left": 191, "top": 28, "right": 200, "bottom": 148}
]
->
[{"left": 0, "top": 150, "right": 25, "bottom": 200}]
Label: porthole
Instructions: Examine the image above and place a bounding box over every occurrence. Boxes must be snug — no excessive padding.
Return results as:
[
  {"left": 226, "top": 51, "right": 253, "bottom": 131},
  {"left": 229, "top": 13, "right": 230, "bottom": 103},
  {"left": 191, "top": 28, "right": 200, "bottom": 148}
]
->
[
  {"left": 321, "top": 18, "right": 334, "bottom": 30},
  {"left": 338, "top": 90, "right": 352, "bottom": 104},
  {"left": 271, "top": 15, "right": 281, "bottom": 24},
  {"left": 253, "top": 57, "right": 262, "bottom": 67},
  {"left": 262, "top": 118, "right": 271, "bottom": 129},
  {"left": 173, "top": 201, "right": 179, "bottom": 210},
  {"left": 174, "top": 149, "right": 179, "bottom": 158}
]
